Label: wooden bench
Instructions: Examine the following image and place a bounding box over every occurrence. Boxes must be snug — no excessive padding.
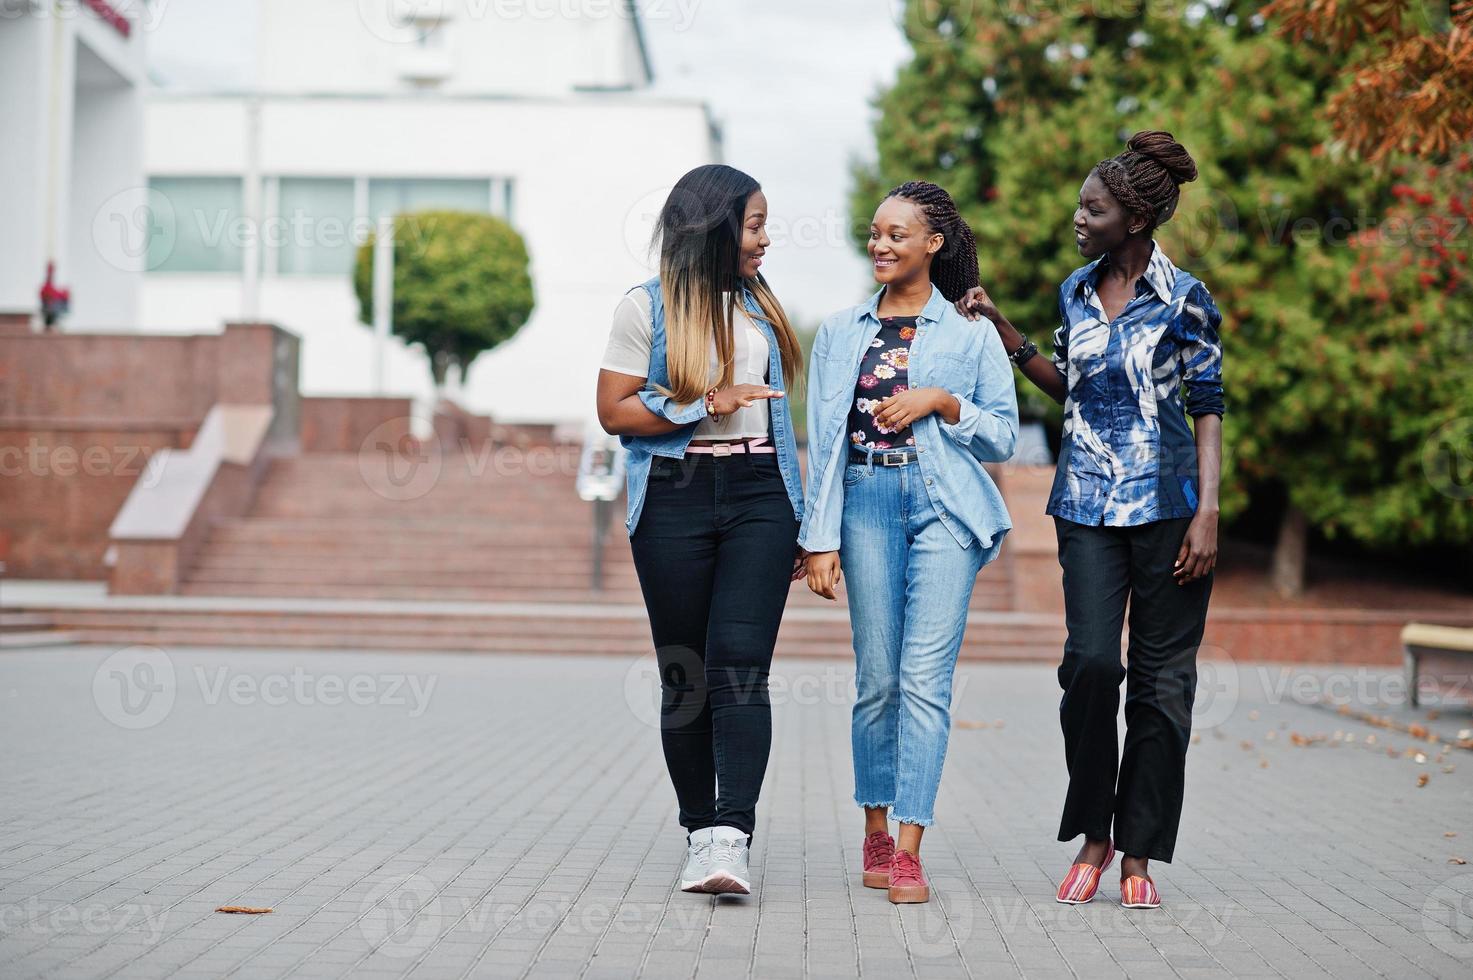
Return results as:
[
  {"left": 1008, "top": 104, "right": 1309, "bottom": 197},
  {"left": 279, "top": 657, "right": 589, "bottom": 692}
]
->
[{"left": 1402, "top": 623, "right": 1473, "bottom": 707}]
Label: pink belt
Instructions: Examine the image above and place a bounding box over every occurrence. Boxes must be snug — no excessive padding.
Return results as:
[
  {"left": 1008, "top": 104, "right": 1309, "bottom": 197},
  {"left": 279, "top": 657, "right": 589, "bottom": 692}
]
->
[{"left": 685, "top": 437, "right": 776, "bottom": 457}]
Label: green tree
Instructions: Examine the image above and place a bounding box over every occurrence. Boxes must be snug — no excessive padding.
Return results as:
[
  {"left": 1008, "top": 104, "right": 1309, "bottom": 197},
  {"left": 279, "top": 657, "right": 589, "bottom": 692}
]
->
[
  {"left": 854, "top": 0, "right": 1473, "bottom": 595},
  {"left": 355, "top": 210, "right": 535, "bottom": 391}
]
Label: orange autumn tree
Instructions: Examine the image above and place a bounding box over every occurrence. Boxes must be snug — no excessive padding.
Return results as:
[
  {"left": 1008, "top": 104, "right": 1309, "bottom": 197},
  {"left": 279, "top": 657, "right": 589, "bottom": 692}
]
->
[{"left": 1262, "top": 0, "right": 1473, "bottom": 161}]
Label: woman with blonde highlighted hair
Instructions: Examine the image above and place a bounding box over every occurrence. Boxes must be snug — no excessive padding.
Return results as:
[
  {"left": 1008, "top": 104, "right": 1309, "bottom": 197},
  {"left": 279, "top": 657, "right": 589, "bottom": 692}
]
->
[{"left": 596, "top": 164, "right": 806, "bottom": 897}]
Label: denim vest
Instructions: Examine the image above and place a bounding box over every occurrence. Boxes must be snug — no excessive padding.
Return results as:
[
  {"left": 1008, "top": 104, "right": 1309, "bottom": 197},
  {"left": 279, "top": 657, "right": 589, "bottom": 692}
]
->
[{"left": 619, "top": 276, "right": 805, "bottom": 536}]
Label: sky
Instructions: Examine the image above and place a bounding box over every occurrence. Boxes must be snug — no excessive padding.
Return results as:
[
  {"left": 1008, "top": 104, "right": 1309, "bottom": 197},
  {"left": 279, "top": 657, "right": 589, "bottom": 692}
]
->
[{"left": 145, "top": 0, "right": 912, "bottom": 326}]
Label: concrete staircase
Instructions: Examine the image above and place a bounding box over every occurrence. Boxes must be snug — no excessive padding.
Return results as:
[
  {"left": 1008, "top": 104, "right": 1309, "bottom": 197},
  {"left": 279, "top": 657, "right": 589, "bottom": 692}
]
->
[
  {"left": 21, "top": 450, "right": 1064, "bottom": 660},
  {"left": 0, "top": 611, "right": 81, "bottom": 650}
]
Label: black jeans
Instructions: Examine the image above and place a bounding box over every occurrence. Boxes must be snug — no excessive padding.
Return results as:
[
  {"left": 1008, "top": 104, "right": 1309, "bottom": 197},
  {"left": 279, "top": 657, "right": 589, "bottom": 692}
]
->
[
  {"left": 630, "top": 451, "right": 799, "bottom": 839},
  {"left": 1054, "top": 515, "right": 1214, "bottom": 862}
]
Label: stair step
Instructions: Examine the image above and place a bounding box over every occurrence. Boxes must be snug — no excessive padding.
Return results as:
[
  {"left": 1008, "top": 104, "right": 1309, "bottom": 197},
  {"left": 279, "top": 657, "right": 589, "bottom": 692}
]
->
[
  {"left": 0, "top": 630, "right": 84, "bottom": 649},
  {"left": 54, "top": 627, "right": 1059, "bottom": 661},
  {"left": 0, "top": 612, "right": 58, "bottom": 632}
]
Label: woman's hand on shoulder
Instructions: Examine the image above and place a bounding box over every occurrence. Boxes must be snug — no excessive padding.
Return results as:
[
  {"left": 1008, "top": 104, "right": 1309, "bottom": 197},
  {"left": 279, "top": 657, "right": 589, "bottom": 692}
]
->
[{"left": 955, "top": 285, "right": 1000, "bottom": 323}]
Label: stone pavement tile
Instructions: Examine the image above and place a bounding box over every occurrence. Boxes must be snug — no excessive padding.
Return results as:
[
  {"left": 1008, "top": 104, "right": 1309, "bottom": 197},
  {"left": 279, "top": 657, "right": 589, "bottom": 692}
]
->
[{"left": 4, "top": 651, "right": 1473, "bottom": 979}]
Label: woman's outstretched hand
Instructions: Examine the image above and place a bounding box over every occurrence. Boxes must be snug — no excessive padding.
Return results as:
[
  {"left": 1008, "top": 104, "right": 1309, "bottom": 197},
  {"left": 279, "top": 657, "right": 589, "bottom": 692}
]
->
[
  {"left": 805, "top": 551, "right": 842, "bottom": 600},
  {"left": 955, "top": 285, "right": 999, "bottom": 323}
]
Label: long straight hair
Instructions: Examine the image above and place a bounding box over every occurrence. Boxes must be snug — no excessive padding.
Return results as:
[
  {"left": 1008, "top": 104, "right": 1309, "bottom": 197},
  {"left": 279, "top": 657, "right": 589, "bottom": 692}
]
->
[{"left": 651, "top": 164, "right": 803, "bottom": 404}]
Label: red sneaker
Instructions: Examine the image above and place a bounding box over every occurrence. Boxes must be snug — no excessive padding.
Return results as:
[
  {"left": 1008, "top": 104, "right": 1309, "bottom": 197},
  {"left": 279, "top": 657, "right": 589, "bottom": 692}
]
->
[
  {"left": 861, "top": 830, "right": 894, "bottom": 889},
  {"left": 888, "top": 849, "right": 929, "bottom": 904}
]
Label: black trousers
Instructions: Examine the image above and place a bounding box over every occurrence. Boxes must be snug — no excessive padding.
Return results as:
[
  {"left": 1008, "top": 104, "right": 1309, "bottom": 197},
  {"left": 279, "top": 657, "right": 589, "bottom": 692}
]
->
[
  {"left": 630, "top": 451, "right": 799, "bottom": 839},
  {"left": 1054, "top": 515, "right": 1214, "bottom": 862}
]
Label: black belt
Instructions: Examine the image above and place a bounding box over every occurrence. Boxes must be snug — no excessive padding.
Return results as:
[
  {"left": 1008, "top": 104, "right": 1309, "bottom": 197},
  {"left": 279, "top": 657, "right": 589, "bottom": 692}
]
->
[{"left": 849, "top": 447, "right": 919, "bottom": 467}]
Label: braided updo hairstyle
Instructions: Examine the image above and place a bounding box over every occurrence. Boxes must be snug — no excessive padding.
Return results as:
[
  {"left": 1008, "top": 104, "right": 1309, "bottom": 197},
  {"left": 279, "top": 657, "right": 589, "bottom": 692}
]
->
[
  {"left": 1091, "top": 130, "right": 1199, "bottom": 232},
  {"left": 884, "top": 180, "right": 980, "bottom": 302}
]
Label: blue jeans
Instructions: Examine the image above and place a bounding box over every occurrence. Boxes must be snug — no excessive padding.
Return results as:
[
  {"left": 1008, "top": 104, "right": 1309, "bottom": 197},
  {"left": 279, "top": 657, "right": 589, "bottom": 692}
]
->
[{"left": 839, "top": 460, "right": 988, "bottom": 826}]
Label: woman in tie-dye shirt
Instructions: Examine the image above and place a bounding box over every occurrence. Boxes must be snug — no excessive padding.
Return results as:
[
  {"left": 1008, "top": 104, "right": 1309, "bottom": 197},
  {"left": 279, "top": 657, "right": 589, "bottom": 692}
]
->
[{"left": 958, "top": 131, "right": 1223, "bottom": 912}]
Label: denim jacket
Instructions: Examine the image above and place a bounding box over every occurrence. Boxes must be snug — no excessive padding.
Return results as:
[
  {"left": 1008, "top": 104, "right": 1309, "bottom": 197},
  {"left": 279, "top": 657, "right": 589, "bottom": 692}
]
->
[
  {"left": 617, "top": 276, "right": 805, "bottom": 536},
  {"left": 799, "top": 283, "right": 1018, "bottom": 555}
]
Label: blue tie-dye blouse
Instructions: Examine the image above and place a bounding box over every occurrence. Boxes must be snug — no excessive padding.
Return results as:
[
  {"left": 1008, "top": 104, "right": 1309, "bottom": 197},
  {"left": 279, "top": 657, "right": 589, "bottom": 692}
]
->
[{"left": 1047, "top": 242, "right": 1225, "bottom": 527}]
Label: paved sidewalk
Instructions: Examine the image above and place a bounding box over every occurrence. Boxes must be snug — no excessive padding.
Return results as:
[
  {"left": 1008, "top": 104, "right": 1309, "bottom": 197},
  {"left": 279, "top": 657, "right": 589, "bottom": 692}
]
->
[{"left": 1, "top": 647, "right": 1470, "bottom": 979}]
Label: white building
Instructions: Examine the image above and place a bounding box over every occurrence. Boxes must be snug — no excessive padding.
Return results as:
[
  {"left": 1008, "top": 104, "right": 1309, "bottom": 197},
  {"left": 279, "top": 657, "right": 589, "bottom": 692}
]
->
[
  {"left": 140, "top": 0, "right": 719, "bottom": 424},
  {"left": 0, "top": 0, "right": 149, "bottom": 328}
]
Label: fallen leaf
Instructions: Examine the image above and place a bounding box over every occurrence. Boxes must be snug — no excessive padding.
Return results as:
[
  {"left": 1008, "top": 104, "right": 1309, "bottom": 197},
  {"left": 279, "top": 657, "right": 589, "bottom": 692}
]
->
[
  {"left": 216, "top": 906, "right": 273, "bottom": 914},
  {"left": 956, "top": 720, "right": 989, "bottom": 730},
  {"left": 1240, "top": 740, "right": 1254, "bottom": 751},
  {"left": 1427, "top": 710, "right": 1440, "bottom": 720},
  {"left": 1450, "top": 857, "right": 1467, "bottom": 865},
  {"left": 1417, "top": 773, "right": 1431, "bottom": 787},
  {"left": 1259, "top": 757, "right": 1269, "bottom": 768},
  {"left": 1446, "top": 832, "right": 1459, "bottom": 838}
]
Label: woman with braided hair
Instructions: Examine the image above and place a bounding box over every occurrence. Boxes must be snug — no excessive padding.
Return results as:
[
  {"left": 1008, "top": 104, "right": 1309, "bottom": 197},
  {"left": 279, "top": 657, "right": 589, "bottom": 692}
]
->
[
  {"left": 958, "top": 131, "right": 1225, "bottom": 910},
  {"left": 801, "top": 181, "right": 1018, "bottom": 903}
]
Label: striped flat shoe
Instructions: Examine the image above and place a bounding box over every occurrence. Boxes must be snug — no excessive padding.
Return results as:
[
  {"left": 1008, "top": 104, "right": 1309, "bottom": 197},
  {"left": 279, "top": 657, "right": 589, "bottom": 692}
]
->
[
  {"left": 1055, "top": 840, "right": 1115, "bottom": 905},
  {"left": 1120, "top": 874, "right": 1161, "bottom": 909}
]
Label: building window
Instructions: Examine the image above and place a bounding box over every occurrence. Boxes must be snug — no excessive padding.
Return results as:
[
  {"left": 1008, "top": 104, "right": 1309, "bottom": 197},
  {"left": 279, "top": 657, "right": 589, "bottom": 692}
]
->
[
  {"left": 275, "top": 178, "right": 357, "bottom": 275},
  {"left": 367, "top": 178, "right": 493, "bottom": 221},
  {"left": 146, "top": 177, "right": 244, "bottom": 273}
]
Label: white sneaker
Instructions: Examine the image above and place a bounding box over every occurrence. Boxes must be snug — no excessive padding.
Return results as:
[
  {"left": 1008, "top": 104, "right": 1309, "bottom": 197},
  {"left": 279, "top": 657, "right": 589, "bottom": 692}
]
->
[
  {"left": 704, "top": 826, "right": 751, "bottom": 895},
  {"left": 679, "top": 828, "right": 714, "bottom": 892}
]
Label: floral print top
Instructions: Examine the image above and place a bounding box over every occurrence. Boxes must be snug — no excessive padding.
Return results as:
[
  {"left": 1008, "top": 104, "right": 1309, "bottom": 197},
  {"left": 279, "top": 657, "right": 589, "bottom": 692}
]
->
[{"left": 846, "top": 315, "right": 918, "bottom": 451}]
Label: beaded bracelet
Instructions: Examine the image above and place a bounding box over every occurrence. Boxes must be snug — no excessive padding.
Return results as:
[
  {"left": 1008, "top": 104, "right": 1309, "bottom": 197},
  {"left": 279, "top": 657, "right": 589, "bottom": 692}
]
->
[{"left": 704, "top": 386, "right": 722, "bottom": 418}]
